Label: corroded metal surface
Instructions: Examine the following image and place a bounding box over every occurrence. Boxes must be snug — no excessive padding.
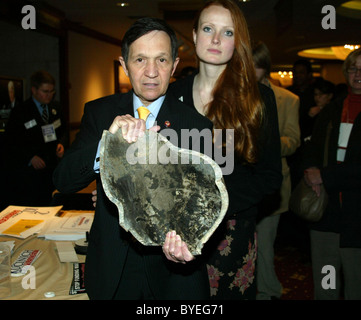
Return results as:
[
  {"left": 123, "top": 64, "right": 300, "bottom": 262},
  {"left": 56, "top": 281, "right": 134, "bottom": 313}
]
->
[{"left": 99, "top": 129, "right": 228, "bottom": 255}]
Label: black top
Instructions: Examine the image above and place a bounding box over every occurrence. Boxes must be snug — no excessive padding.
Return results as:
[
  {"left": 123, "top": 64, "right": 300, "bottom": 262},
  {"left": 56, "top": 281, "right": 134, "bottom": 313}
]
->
[
  {"left": 302, "top": 93, "right": 361, "bottom": 248},
  {"left": 169, "top": 73, "right": 283, "bottom": 221}
]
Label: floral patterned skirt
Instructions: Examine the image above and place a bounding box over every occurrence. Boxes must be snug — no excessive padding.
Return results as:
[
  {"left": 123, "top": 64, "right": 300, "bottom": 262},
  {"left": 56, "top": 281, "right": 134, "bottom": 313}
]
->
[{"left": 204, "top": 218, "right": 257, "bottom": 300}]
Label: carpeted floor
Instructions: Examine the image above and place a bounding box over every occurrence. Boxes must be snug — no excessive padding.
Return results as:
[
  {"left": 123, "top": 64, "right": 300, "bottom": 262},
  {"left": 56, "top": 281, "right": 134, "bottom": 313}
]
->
[
  {"left": 274, "top": 242, "right": 314, "bottom": 300},
  {"left": 273, "top": 212, "right": 314, "bottom": 300}
]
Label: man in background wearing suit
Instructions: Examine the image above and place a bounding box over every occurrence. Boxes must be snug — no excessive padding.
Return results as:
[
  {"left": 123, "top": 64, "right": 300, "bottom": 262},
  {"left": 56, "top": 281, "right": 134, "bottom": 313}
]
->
[
  {"left": 53, "top": 18, "right": 213, "bottom": 300},
  {"left": 3, "top": 70, "right": 68, "bottom": 207}
]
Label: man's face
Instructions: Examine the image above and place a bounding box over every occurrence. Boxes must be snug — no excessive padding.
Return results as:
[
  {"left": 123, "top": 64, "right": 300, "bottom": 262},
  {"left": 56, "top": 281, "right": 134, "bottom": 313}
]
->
[
  {"left": 254, "top": 67, "right": 266, "bottom": 82},
  {"left": 119, "top": 30, "right": 179, "bottom": 106},
  {"left": 293, "top": 65, "right": 310, "bottom": 88},
  {"left": 31, "top": 83, "right": 55, "bottom": 105}
]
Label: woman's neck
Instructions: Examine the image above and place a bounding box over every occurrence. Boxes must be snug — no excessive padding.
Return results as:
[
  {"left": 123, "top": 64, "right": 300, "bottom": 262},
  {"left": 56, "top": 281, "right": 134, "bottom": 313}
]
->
[
  {"left": 197, "top": 62, "right": 225, "bottom": 89},
  {"left": 193, "top": 62, "right": 226, "bottom": 115}
]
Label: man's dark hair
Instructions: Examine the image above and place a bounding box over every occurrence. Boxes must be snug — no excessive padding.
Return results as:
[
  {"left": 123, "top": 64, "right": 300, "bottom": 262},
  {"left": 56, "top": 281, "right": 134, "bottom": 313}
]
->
[
  {"left": 121, "top": 17, "right": 179, "bottom": 63},
  {"left": 313, "top": 77, "right": 335, "bottom": 95},
  {"left": 30, "top": 70, "right": 55, "bottom": 88},
  {"left": 252, "top": 41, "right": 272, "bottom": 76}
]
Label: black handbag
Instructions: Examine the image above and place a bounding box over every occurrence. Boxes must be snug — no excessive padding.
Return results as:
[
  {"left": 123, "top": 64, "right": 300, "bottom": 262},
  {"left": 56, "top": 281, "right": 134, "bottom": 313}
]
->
[{"left": 289, "top": 122, "right": 332, "bottom": 222}]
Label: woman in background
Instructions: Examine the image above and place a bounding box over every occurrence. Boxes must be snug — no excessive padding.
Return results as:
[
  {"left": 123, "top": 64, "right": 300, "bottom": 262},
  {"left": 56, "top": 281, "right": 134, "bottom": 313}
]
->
[
  {"left": 303, "top": 48, "right": 361, "bottom": 299},
  {"left": 303, "top": 78, "right": 335, "bottom": 142},
  {"left": 252, "top": 41, "right": 300, "bottom": 300}
]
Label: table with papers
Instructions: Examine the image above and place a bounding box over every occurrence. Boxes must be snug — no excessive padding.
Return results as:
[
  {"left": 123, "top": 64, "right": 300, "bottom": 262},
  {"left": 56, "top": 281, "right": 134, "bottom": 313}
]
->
[{"left": 0, "top": 206, "right": 93, "bottom": 300}]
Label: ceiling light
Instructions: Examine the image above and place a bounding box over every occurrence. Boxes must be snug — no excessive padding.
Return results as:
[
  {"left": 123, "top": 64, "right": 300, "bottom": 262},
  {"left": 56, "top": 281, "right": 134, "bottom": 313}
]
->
[
  {"left": 337, "top": 1, "right": 361, "bottom": 19},
  {"left": 116, "top": 2, "right": 130, "bottom": 7},
  {"left": 298, "top": 44, "right": 360, "bottom": 60}
]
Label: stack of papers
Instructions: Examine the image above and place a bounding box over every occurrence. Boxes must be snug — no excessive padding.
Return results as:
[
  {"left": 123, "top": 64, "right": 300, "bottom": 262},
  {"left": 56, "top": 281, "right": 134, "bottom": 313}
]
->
[
  {"left": 38, "top": 211, "right": 94, "bottom": 240},
  {"left": 0, "top": 206, "right": 94, "bottom": 241},
  {"left": 0, "top": 206, "right": 62, "bottom": 239}
]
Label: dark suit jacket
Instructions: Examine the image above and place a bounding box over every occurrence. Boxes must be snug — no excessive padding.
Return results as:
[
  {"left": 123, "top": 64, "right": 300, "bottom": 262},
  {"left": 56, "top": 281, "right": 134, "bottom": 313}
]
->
[
  {"left": 53, "top": 90, "right": 213, "bottom": 299},
  {"left": 302, "top": 93, "right": 361, "bottom": 248},
  {"left": 2, "top": 97, "right": 68, "bottom": 207},
  {"left": 4, "top": 97, "right": 68, "bottom": 169}
]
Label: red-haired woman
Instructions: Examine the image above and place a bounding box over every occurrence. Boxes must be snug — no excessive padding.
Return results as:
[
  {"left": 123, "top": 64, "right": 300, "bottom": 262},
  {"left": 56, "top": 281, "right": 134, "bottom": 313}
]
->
[{"left": 166, "top": 0, "right": 282, "bottom": 299}]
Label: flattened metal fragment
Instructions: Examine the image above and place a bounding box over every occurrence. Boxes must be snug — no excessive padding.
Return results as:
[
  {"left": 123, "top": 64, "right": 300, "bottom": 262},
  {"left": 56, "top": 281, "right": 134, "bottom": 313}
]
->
[{"left": 99, "top": 129, "right": 228, "bottom": 255}]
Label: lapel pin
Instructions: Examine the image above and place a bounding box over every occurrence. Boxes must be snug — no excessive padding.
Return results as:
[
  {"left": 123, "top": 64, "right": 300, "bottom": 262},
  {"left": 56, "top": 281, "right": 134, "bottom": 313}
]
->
[{"left": 165, "top": 120, "right": 170, "bottom": 127}]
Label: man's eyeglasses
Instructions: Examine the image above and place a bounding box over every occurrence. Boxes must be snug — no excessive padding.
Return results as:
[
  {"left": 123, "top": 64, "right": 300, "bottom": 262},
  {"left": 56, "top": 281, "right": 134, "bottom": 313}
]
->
[{"left": 347, "top": 67, "right": 361, "bottom": 74}]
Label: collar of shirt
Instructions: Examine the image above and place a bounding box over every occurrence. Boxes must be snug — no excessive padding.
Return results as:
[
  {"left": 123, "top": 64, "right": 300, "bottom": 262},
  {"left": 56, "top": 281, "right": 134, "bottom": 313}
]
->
[
  {"left": 32, "top": 96, "right": 48, "bottom": 117},
  {"left": 133, "top": 94, "right": 165, "bottom": 129}
]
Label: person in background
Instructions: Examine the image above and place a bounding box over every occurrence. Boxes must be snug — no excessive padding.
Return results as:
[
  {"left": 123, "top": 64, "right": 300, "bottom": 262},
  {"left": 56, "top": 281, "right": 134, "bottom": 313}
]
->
[
  {"left": 302, "top": 47, "right": 361, "bottom": 300},
  {"left": 169, "top": 0, "right": 282, "bottom": 299},
  {"left": 53, "top": 17, "right": 213, "bottom": 300},
  {"left": 3, "top": 70, "right": 68, "bottom": 207},
  {"left": 287, "top": 59, "right": 315, "bottom": 135},
  {"left": 302, "top": 78, "right": 335, "bottom": 142},
  {"left": 287, "top": 59, "right": 316, "bottom": 189},
  {"left": 252, "top": 41, "right": 300, "bottom": 300}
]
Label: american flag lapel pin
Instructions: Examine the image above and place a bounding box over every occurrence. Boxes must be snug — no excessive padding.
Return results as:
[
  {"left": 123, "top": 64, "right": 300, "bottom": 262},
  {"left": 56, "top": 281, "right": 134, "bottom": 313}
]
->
[{"left": 165, "top": 120, "right": 171, "bottom": 127}]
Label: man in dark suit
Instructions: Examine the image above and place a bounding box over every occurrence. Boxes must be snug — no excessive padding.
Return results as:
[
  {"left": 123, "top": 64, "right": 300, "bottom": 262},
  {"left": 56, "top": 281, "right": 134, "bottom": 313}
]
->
[
  {"left": 3, "top": 71, "right": 68, "bottom": 207},
  {"left": 53, "top": 18, "right": 213, "bottom": 300}
]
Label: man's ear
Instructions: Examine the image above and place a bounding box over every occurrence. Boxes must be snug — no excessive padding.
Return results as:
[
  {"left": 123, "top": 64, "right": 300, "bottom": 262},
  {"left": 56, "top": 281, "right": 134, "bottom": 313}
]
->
[
  {"left": 171, "top": 57, "right": 180, "bottom": 77},
  {"left": 31, "top": 86, "right": 37, "bottom": 96},
  {"left": 119, "top": 57, "right": 129, "bottom": 77}
]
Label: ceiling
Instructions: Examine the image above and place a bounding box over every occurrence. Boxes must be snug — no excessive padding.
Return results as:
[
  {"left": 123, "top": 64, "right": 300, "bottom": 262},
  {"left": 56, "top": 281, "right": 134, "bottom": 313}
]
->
[{"left": 38, "top": 0, "right": 361, "bottom": 68}]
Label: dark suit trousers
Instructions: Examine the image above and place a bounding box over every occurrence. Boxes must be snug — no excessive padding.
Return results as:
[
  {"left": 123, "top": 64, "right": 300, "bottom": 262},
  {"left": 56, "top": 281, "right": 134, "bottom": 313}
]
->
[{"left": 113, "top": 245, "right": 155, "bottom": 300}]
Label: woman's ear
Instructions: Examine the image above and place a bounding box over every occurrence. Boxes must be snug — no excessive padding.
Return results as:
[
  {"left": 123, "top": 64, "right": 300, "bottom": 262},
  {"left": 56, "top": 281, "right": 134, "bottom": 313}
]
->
[{"left": 193, "top": 29, "right": 197, "bottom": 47}]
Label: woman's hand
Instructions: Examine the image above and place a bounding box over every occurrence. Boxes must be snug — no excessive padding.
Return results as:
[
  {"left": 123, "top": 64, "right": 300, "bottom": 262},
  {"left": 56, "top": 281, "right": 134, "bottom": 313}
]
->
[
  {"left": 304, "top": 167, "right": 323, "bottom": 186},
  {"left": 92, "top": 189, "right": 97, "bottom": 207},
  {"left": 304, "top": 167, "right": 323, "bottom": 197},
  {"left": 162, "top": 230, "right": 195, "bottom": 264}
]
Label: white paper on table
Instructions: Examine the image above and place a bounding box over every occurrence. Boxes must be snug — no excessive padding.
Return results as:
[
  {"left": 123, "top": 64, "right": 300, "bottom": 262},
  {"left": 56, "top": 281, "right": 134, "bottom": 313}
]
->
[
  {"left": 55, "top": 241, "right": 79, "bottom": 263},
  {"left": 38, "top": 211, "right": 94, "bottom": 241},
  {"left": 0, "top": 206, "right": 63, "bottom": 239}
]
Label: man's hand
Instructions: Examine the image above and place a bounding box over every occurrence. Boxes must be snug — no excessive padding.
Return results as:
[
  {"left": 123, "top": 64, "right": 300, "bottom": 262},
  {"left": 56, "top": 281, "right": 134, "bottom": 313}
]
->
[
  {"left": 31, "top": 155, "right": 46, "bottom": 170},
  {"left": 308, "top": 106, "right": 322, "bottom": 118},
  {"left": 108, "top": 114, "right": 160, "bottom": 143},
  {"left": 162, "top": 230, "right": 195, "bottom": 264}
]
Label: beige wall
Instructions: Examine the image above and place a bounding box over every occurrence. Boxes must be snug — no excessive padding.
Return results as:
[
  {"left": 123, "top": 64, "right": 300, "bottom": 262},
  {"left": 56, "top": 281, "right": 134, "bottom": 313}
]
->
[
  {"left": 68, "top": 32, "right": 122, "bottom": 141},
  {"left": 321, "top": 62, "right": 346, "bottom": 85}
]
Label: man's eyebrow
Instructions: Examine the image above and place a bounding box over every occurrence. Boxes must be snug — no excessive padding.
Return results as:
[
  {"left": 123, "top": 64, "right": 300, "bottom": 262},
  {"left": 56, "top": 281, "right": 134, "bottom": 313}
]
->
[{"left": 132, "top": 52, "right": 171, "bottom": 59}]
